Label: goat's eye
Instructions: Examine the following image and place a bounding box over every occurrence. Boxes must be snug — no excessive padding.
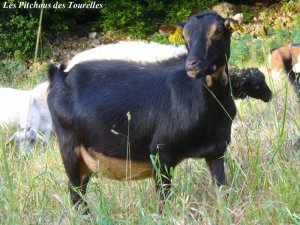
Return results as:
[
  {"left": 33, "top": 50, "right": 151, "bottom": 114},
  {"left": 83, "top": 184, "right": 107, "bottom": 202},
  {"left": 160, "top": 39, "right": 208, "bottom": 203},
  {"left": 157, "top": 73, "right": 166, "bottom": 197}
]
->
[
  {"left": 255, "top": 86, "right": 260, "bottom": 89},
  {"left": 182, "top": 30, "right": 190, "bottom": 49},
  {"left": 185, "top": 41, "right": 190, "bottom": 49},
  {"left": 215, "top": 27, "right": 223, "bottom": 35}
]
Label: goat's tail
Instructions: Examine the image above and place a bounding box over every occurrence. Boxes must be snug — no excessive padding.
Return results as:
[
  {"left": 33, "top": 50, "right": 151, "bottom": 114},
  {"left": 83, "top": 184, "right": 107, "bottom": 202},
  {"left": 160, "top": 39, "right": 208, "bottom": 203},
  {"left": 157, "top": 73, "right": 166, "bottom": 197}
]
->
[{"left": 48, "top": 63, "right": 68, "bottom": 91}]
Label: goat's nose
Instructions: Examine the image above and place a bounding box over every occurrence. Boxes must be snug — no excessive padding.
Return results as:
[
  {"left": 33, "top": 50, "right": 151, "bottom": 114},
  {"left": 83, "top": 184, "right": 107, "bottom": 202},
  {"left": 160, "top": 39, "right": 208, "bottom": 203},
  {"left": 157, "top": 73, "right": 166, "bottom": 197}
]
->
[
  {"left": 268, "top": 94, "right": 273, "bottom": 101},
  {"left": 186, "top": 59, "right": 199, "bottom": 67}
]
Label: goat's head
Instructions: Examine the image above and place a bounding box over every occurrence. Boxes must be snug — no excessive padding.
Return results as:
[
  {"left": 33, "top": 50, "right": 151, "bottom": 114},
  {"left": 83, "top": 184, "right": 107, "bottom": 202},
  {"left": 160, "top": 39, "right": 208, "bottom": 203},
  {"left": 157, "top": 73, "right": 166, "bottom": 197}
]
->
[
  {"left": 6, "top": 128, "right": 39, "bottom": 151},
  {"left": 160, "top": 10, "right": 245, "bottom": 79},
  {"left": 239, "top": 68, "right": 273, "bottom": 102}
]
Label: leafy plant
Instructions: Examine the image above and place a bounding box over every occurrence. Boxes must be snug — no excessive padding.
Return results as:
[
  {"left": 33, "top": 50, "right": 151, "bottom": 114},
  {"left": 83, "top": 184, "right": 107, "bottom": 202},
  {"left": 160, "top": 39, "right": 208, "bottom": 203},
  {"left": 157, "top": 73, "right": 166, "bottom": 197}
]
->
[
  {"left": 147, "top": 33, "right": 169, "bottom": 44},
  {"left": 281, "top": 0, "right": 297, "bottom": 11},
  {"left": 101, "top": 0, "right": 157, "bottom": 39},
  {"left": 164, "top": 1, "right": 193, "bottom": 23},
  {"left": 291, "top": 17, "right": 300, "bottom": 42},
  {"left": 241, "top": 5, "right": 253, "bottom": 22},
  {"left": 0, "top": 59, "right": 28, "bottom": 85},
  {"left": 100, "top": 0, "right": 216, "bottom": 39},
  {"left": 260, "top": 11, "right": 270, "bottom": 26},
  {"left": 250, "top": 39, "right": 267, "bottom": 64},
  {"left": 229, "top": 34, "right": 252, "bottom": 67},
  {"left": 0, "top": 14, "right": 38, "bottom": 59}
]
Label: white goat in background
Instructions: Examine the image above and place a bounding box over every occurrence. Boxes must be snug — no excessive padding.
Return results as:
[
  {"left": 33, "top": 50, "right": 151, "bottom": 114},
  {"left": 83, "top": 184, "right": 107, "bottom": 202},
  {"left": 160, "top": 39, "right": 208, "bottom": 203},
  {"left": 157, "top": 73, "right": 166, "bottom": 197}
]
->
[
  {"left": 0, "top": 81, "right": 53, "bottom": 151},
  {"left": 65, "top": 41, "right": 187, "bottom": 72}
]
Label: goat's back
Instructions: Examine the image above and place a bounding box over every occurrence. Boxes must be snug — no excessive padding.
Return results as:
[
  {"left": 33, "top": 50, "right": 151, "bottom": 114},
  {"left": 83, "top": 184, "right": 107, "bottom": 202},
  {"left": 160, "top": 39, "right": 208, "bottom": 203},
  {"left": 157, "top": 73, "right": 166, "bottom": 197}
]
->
[{"left": 0, "top": 88, "right": 31, "bottom": 128}]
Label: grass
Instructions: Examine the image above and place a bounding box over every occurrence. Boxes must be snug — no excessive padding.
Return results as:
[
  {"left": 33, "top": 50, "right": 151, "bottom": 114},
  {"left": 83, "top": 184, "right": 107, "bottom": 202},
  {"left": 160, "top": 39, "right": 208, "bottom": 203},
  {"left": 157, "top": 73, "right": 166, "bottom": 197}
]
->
[{"left": 0, "top": 65, "right": 299, "bottom": 224}]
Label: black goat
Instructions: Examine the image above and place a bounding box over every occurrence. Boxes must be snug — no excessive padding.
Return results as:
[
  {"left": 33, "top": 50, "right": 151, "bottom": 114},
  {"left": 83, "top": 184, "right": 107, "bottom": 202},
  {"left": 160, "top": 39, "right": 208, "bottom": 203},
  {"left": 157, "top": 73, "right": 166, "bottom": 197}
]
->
[
  {"left": 230, "top": 68, "right": 272, "bottom": 102},
  {"left": 47, "top": 11, "right": 242, "bottom": 211}
]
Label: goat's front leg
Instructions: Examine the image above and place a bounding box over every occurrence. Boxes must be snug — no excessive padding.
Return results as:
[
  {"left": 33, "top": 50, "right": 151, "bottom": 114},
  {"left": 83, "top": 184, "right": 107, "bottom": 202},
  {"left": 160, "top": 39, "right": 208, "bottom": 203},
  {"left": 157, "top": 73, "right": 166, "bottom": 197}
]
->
[
  {"left": 205, "top": 155, "right": 226, "bottom": 186},
  {"left": 151, "top": 144, "right": 174, "bottom": 213},
  {"left": 42, "top": 129, "right": 51, "bottom": 146},
  {"left": 153, "top": 163, "right": 172, "bottom": 213}
]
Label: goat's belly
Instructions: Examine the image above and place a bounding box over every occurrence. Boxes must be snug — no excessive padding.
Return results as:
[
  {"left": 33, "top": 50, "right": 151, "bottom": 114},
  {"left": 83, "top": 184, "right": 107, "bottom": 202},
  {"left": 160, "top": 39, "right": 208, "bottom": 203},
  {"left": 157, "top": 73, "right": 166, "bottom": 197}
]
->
[{"left": 78, "top": 147, "right": 153, "bottom": 181}]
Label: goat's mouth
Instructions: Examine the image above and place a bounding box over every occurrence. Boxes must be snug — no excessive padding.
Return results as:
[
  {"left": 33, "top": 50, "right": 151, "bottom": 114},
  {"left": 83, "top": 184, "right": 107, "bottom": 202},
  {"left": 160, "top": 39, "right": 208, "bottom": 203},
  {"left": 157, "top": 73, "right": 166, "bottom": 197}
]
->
[
  {"left": 187, "top": 69, "right": 201, "bottom": 78},
  {"left": 186, "top": 67, "right": 212, "bottom": 79},
  {"left": 238, "top": 92, "right": 247, "bottom": 99},
  {"left": 262, "top": 94, "right": 273, "bottom": 102},
  {"left": 187, "top": 64, "right": 226, "bottom": 80}
]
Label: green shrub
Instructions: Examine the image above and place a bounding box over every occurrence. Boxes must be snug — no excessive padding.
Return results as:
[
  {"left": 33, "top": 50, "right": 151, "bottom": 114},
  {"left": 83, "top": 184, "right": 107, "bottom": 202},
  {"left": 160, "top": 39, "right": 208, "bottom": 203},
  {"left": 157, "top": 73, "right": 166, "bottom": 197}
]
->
[
  {"left": 266, "top": 38, "right": 282, "bottom": 51},
  {"left": 100, "top": 0, "right": 162, "bottom": 39},
  {"left": 291, "top": 23, "right": 300, "bottom": 42},
  {"left": 148, "top": 33, "right": 170, "bottom": 44},
  {"left": 0, "top": 14, "right": 38, "bottom": 60},
  {"left": 281, "top": 0, "right": 297, "bottom": 11},
  {"left": 250, "top": 39, "right": 267, "bottom": 65},
  {"left": 270, "top": 28, "right": 292, "bottom": 44},
  {"left": 260, "top": 11, "right": 270, "bottom": 26},
  {"left": 164, "top": 1, "right": 194, "bottom": 23},
  {"left": 0, "top": 59, "right": 28, "bottom": 85},
  {"left": 0, "top": 0, "right": 100, "bottom": 60},
  {"left": 100, "top": 0, "right": 217, "bottom": 39},
  {"left": 0, "top": 0, "right": 298, "bottom": 63},
  {"left": 241, "top": 5, "right": 253, "bottom": 22},
  {"left": 229, "top": 34, "right": 252, "bottom": 67}
]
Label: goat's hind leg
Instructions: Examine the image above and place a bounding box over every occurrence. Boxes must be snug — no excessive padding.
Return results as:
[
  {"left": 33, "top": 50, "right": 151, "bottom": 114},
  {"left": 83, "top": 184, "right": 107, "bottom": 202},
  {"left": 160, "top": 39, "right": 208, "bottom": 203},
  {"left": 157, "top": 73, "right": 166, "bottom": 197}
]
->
[{"left": 57, "top": 130, "right": 91, "bottom": 210}]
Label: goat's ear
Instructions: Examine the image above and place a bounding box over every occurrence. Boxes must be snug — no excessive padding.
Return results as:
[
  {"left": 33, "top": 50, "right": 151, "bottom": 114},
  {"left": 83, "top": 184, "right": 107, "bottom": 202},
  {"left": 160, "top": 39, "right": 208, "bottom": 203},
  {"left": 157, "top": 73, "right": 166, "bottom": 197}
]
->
[
  {"left": 240, "top": 78, "right": 249, "bottom": 87},
  {"left": 6, "top": 133, "right": 17, "bottom": 146},
  {"left": 159, "top": 22, "right": 184, "bottom": 35},
  {"left": 159, "top": 23, "right": 185, "bottom": 44},
  {"left": 224, "top": 18, "right": 246, "bottom": 34}
]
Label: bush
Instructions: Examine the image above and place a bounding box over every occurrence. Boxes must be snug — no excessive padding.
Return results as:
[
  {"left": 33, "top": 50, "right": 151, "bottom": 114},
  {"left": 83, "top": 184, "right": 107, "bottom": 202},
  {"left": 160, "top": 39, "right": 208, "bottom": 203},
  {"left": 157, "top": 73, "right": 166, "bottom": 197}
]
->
[
  {"left": 291, "top": 23, "right": 300, "bottom": 42},
  {"left": 0, "top": 0, "right": 100, "bottom": 60},
  {"left": 148, "top": 33, "right": 170, "bottom": 44},
  {"left": 252, "top": 39, "right": 269, "bottom": 64},
  {"left": 100, "top": 0, "right": 217, "bottom": 39},
  {"left": 0, "top": 0, "right": 298, "bottom": 62},
  {"left": 164, "top": 0, "right": 208, "bottom": 23},
  {"left": 240, "top": 5, "right": 253, "bottom": 22},
  {"left": 100, "top": 0, "right": 164, "bottom": 39},
  {"left": 229, "top": 34, "right": 252, "bottom": 67},
  {"left": 0, "top": 59, "right": 28, "bottom": 85},
  {"left": 0, "top": 14, "right": 38, "bottom": 60}
]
